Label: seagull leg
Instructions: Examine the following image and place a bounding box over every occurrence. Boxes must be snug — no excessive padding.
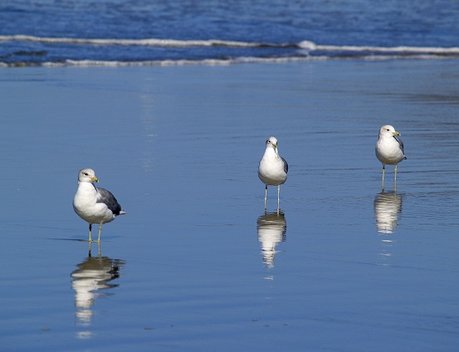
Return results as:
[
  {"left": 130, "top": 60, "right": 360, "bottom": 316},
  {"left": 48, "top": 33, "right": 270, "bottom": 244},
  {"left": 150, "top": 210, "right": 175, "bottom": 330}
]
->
[
  {"left": 277, "top": 185, "right": 281, "bottom": 214},
  {"left": 264, "top": 185, "right": 268, "bottom": 211},
  {"left": 394, "top": 164, "right": 398, "bottom": 191},
  {"left": 97, "top": 223, "right": 103, "bottom": 243},
  {"left": 88, "top": 224, "right": 93, "bottom": 242}
]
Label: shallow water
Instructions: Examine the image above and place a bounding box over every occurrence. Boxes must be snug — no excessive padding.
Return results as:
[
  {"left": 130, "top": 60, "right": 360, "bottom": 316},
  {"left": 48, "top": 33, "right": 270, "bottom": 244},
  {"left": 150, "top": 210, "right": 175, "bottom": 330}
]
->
[{"left": 1, "top": 59, "right": 459, "bottom": 351}]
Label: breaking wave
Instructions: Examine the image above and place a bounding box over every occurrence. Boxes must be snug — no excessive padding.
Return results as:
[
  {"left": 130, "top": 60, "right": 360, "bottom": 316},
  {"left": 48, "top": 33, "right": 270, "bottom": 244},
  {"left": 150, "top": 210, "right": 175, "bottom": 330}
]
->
[{"left": 1, "top": 34, "right": 459, "bottom": 67}]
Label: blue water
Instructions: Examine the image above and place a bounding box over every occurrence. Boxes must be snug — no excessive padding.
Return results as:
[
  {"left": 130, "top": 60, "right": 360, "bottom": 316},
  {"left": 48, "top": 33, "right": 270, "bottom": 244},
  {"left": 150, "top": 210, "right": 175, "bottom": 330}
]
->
[
  {"left": 1, "top": 0, "right": 459, "bottom": 65},
  {"left": 2, "top": 2, "right": 459, "bottom": 351},
  {"left": 1, "top": 57, "right": 459, "bottom": 352}
]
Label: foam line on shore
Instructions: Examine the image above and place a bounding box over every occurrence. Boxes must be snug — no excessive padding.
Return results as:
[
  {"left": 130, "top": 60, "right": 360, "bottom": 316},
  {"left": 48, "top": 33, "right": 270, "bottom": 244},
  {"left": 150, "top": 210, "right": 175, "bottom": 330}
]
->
[{"left": 2, "top": 34, "right": 459, "bottom": 55}]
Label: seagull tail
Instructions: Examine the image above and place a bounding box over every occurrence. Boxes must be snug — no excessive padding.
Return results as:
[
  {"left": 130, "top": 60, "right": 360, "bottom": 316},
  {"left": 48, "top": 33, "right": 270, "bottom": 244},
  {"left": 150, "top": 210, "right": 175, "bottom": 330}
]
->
[{"left": 119, "top": 210, "right": 127, "bottom": 216}]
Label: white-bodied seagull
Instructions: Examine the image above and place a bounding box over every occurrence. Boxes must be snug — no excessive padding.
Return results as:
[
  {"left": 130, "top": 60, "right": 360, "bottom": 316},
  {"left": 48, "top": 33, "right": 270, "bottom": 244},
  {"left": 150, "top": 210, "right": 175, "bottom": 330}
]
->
[
  {"left": 258, "top": 136, "right": 288, "bottom": 211},
  {"left": 375, "top": 125, "right": 407, "bottom": 190},
  {"left": 73, "top": 168, "right": 125, "bottom": 242}
]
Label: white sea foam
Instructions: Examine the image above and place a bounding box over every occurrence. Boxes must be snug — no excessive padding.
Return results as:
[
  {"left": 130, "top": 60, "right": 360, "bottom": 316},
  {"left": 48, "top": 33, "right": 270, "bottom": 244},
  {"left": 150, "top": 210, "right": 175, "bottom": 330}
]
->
[
  {"left": 59, "top": 59, "right": 235, "bottom": 67},
  {"left": 0, "top": 34, "right": 262, "bottom": 48},
  {"left": 5, "top": 53, "right": 453, "bottom": 68},
  {"left": 2, "top": 34, "right": 459, "bottom": 67},
  {"left": 48, "top": 57, "right": 322, "bottom": 67},
  {"left": 3, "top": 34, "right": 459, "bottom": 56},
  {"left": 298, "top": 40, "right": 459, "bottom": 55}
]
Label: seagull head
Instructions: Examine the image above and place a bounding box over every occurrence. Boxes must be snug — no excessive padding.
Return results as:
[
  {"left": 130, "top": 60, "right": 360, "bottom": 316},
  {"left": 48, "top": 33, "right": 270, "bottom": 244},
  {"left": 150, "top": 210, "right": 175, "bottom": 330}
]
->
[
  {"left": 265, "top": 136, "right": 279, "bottom": 152},
  {"left": 379, "top": 125, "right": 401, "bottom": 138},
  {"left": 78, "top": 168, "right": 99, "bottom": 183}
]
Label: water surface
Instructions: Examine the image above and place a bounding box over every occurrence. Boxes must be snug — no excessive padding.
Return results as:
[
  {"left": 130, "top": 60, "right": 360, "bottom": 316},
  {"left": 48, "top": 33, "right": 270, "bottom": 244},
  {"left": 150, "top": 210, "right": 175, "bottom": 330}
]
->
[
  {"left": 1, "top": 59, "right": 459, "bottom": 351},
  {"left": 2, "top": 0, "right": 459, "bottom": 65}
]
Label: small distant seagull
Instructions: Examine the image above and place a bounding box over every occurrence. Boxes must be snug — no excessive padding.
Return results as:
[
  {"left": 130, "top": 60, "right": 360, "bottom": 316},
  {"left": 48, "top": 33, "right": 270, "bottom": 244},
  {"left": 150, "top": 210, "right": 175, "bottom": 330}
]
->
[
  {"left": 73, "top": 168, "right": 126, "bottom": 242},
  {"left": 375, "top": 125, "right": 406, "bottom": 190},
  {"left": 258, "top": 136, "right": 288, "bottom": 211}
]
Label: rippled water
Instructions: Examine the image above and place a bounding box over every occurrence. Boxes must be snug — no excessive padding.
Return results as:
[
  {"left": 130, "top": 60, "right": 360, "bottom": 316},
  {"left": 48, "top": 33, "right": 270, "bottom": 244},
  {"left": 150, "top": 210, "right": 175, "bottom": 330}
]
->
[
  {"left": 1, "top": 59, "right": 459, "bottom": 351},
  {"left": 1, "top": 0, "right": 459, "bottom": 65}
]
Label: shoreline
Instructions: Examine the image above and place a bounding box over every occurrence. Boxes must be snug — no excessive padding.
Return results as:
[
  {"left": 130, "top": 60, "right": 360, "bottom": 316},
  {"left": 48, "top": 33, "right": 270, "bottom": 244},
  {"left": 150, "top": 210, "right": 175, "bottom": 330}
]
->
[{"left": 2, "top": 55, "right": 459, "bottom": 68}]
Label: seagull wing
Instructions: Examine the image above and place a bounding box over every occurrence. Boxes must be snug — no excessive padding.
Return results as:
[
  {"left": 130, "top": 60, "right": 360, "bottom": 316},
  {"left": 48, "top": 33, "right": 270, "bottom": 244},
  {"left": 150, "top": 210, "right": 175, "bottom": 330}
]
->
[
  {"left": 96, "top": 187, "right": 123, "bottom": 215},
  {"left": 393, "top": 135, "right": 405, "bottom": 155},
  {"left": 281, "top": 157, "right": 289, "bottom": 174}
]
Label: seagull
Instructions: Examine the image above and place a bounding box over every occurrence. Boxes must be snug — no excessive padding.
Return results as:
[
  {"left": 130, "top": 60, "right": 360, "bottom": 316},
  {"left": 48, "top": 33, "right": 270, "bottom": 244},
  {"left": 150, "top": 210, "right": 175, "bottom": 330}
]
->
[
  {"left": 73, "top": 168, "right": 126, "bottom": 242},
  {"left": 258, "top": 136, "right": 288, "bottom": 211},
  {"left": 375, "top": 125, "right": 407, "bottom": 190}
]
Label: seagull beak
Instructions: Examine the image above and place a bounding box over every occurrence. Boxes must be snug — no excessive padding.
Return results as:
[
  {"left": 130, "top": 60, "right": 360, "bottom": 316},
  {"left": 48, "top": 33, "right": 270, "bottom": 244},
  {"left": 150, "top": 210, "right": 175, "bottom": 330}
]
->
[
  {"left": 393, "top": 130, "right": 401, "bottom": 137},
  {"left": 91, "top": 176, "right": 99, "bottom": 183}
]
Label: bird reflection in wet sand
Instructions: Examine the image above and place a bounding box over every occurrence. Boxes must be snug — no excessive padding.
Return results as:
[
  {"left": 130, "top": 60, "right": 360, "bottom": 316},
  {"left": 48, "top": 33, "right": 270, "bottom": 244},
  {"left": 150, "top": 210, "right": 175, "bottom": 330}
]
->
[
  {"left": 374, "top": 191, "right": 403, "bottom": 263},
  {"left": 71, "top": 245, "right": 125, "bottom": 338},
  {"left": 374, "top": 191, "right": 403, "bottom": 234},
  {"left": 257, "top": 211, "right": 287, "bottom": 269}
]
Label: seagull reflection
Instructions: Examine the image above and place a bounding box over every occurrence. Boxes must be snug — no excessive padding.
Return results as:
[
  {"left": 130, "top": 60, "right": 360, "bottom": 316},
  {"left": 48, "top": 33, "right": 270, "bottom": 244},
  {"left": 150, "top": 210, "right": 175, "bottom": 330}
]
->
[
  {"left": 374, "top": 191, "right": 403, "bottom": 234},
  {"left": 71, "top": 246, "right": 125, "bottom": 336},
  {"left": 257, "top": 211, "right": 287, "bottom": 268}
]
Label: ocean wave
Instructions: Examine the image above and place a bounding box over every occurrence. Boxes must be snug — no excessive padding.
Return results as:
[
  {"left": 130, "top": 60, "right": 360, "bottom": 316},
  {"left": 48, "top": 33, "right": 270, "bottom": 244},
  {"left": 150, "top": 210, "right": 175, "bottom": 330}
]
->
[
  {"left": 0, "top": 54, "right": 450, "bottom": 68},
  {"left": 0, "top": 56, "right": 328, "bottom": 68},
  {"left": 2, "top": 34, "right": 459, "bottom": 67},
  {"left": 298, "top": 40, "right": 459, "bottom": 55},
  {"left": 48, "top": 57, "right": 316, "bottom": 67},
  {"left": 2, "top": 34, "right": 459, "bottom": 55},
  {"left": 0, "top": 34, "right": 269, "bottom": 48}
]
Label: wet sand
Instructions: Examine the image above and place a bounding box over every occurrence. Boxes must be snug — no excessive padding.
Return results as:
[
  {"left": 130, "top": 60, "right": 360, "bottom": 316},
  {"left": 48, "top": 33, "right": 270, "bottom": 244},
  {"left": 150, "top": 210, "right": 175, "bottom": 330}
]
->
[{"left": 1, "top": 60, "right": 459, "bottom": 351}]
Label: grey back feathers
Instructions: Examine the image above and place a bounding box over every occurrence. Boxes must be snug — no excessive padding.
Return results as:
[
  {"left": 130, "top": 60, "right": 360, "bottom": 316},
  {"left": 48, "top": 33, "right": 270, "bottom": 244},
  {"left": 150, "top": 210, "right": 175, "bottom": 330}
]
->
[
  {"left": 96, "top": 187, "right": 123, "bottom": 215},
  {"left": 282, "top": 157, "right": 289, "bottom": 174},
  {"left": 393, "top": 135, "right": 406, "bottom": 158}
]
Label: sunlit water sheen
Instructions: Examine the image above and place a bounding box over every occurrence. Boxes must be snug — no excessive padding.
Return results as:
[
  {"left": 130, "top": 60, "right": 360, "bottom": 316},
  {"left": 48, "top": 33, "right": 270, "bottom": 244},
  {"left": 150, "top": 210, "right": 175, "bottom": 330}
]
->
[{"left": 1, "top": 59, "right": 459, "bottom": 351}]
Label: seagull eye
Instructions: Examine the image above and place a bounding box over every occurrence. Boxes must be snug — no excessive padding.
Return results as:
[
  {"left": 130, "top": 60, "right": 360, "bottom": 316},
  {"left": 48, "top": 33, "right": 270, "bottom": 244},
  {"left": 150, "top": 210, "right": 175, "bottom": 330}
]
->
[
  {"left": 83, "top": 172, "right": 88, "bottom": 176},
  {"left": 386, "top": 129, "right": 390, "bottom": 131}
]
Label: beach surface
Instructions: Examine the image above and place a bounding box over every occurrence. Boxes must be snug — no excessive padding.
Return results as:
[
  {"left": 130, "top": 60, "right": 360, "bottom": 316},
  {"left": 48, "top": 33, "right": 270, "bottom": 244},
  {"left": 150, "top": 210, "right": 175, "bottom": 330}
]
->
[{"left": 1, "top": 60, "right": 459, "bottom": 351}]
